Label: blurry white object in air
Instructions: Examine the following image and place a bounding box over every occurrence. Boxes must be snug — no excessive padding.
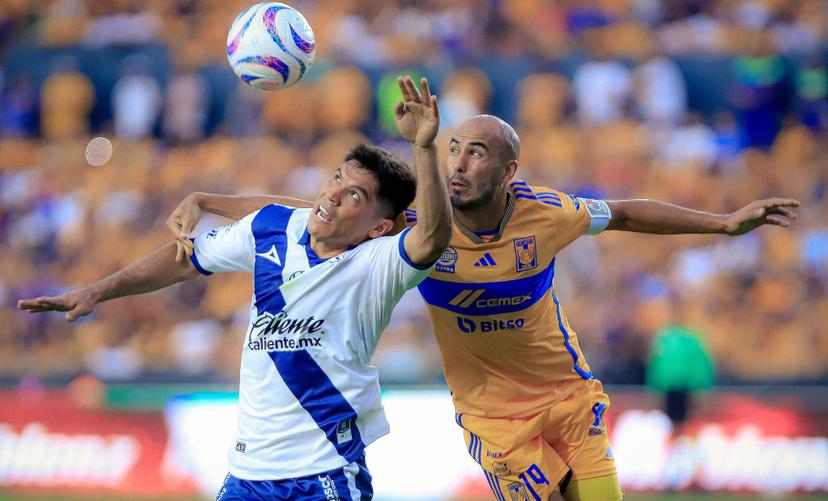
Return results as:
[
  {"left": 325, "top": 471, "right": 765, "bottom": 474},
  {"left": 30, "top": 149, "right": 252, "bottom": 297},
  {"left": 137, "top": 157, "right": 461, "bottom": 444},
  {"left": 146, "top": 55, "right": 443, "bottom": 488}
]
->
[{"left": 85, "top": 137, "right": 113, "bottom": 166}]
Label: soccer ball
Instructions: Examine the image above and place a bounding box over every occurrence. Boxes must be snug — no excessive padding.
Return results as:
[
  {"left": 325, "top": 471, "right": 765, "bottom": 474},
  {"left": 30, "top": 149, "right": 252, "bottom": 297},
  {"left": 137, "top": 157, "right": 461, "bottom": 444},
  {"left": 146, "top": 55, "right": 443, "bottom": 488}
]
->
[{"left": 226, "top": 2, "right": 316, "bottom": 90}]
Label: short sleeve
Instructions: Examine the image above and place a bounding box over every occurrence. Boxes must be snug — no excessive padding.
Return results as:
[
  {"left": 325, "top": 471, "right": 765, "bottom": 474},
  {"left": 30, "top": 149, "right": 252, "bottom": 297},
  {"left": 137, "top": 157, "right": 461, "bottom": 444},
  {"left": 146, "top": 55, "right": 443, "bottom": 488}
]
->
[
  {"left": 358, "top": 227, "right": 433, "bottom": 300},
  {"left": 556, "top": 192, "right": 612, "bottom": 237},
  {"left": 190, "top": 211, "right": 258, "bottom": 275},
  {"left": 579, "top": 197, "right": 612, "bottom": 235}
]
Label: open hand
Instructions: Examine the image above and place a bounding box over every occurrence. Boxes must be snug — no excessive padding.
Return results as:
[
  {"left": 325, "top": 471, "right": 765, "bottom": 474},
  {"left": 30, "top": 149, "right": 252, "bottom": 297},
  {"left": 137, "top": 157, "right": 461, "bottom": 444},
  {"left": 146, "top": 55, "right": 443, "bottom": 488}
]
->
[
  {"left": 166, "top": 193, "right": 203, "bottom": 262},
  {"left": 17, "top": 287, "right": 99, "bottom": 322},
  {"left": 723, "top": 198, "right": 800, "bottom": 236},
  {"left": 394, "top": 76, "right": 440, "bottom": 148}
]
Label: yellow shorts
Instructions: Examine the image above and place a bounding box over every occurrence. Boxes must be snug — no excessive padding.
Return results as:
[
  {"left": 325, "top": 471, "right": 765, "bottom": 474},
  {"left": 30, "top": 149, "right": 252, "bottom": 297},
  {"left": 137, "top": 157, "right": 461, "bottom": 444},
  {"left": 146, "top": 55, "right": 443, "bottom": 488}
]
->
[{"left": 458, "top": 379, "right": 620, "bottom": 500}]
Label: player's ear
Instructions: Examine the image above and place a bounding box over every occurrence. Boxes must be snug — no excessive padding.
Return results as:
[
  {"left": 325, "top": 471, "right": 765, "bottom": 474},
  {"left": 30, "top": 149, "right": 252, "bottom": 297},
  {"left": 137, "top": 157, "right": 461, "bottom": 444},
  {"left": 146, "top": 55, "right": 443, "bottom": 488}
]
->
[
  {"left": 367, "top": 218, "right": 394, "bottom": 239},
  {"left": 502, "top": 160, "right": 518, "bottom": 184}
]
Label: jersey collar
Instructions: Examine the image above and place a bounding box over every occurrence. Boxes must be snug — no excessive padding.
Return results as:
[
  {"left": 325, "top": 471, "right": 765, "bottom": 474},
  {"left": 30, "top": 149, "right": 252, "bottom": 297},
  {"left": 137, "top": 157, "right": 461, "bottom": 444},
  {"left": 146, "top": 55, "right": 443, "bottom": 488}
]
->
[{"left": 453, "top": 190, "right": 516, "bottom": 244}]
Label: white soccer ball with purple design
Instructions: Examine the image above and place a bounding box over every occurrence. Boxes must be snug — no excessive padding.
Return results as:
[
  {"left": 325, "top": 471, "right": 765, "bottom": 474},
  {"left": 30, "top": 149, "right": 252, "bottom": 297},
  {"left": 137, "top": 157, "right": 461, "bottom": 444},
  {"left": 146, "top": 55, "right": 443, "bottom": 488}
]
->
[{"left": 226, "top": 2, "right": 316, "bottom": 90}]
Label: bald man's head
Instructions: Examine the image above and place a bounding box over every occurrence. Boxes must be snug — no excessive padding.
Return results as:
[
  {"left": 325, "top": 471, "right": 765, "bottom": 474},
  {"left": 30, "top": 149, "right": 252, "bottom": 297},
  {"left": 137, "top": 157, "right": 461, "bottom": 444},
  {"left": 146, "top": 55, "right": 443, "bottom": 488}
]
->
[
  {"left": 459, "top": 114, "right": 521, "bottom": 162},
  {"left": 445, "top": 115, "right": 521, "bottom": 211}
]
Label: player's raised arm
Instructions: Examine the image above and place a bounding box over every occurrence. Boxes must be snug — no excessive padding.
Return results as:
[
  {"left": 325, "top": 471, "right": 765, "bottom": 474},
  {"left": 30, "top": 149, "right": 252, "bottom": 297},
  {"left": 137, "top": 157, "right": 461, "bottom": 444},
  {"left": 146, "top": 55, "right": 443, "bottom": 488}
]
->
[
  {"left": 17, "top": 242, "right": 200, "bottom": 322},
  {"left": 166, "top": 192, "right": 313, "bottom": 262},
  {"left": 394, "top": 76, "right": 452, "bottom": 266},
  {"left": 604, "top": 198, "right": 800, "bottom": 235}
]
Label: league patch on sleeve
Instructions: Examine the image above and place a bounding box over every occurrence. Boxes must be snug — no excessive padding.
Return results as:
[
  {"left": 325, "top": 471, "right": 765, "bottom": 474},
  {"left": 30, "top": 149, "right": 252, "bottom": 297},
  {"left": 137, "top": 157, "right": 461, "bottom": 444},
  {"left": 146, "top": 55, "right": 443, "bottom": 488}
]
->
[{"left": 581, "top": 198, "right": 612, "bottom": 235}]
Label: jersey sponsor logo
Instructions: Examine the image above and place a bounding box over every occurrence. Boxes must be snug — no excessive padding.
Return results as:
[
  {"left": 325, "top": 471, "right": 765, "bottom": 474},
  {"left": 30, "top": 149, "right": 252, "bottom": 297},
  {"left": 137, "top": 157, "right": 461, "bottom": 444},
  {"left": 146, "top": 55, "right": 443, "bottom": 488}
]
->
[
  {"left": 449, "top": 289, "right": 532, "bottom": 310},
  {"left": 513, "top": 236, "right": 537, "bottom": 272},
  {"left": 473, "top": 252, "right": 497, "bottom": 267},
  {"left": 288, "top": 270, "right": 304, "bottom": 280},
  {"left": 317, "top": 474, "right": 341, "bottom": 500},
  {"left": 436, "top": 247, "right": 458, "bottom": 273},
  {"left": 456, "top": 316, "right": 525, "bottom": 333},
  {"left": 507, "top": 482, "right": 530, "bottom": 501},
  {"left": 235, "top": 441, "right": 246, "bottom": 453},
  {"left": 248, "top": 312, "right": 325, "bottom": 351}
]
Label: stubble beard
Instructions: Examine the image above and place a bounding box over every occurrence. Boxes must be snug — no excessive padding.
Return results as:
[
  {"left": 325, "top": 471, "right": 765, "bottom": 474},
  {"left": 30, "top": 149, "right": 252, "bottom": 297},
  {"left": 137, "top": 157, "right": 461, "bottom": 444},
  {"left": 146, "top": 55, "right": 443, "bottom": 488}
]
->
[{"left": 449, "top": 179, "right": 498, "bottom": 212}]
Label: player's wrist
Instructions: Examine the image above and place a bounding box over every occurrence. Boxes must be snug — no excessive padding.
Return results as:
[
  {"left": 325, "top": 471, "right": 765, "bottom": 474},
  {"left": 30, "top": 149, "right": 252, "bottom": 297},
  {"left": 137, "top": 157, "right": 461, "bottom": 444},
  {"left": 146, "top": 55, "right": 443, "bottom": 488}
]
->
[{"left": 83, "top": 282, "right": 106, "bottom": 305}]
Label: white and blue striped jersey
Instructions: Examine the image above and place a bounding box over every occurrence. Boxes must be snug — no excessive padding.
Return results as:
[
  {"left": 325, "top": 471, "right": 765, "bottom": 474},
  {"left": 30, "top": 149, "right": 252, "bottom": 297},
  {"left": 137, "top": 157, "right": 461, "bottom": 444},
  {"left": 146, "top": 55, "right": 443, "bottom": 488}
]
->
[{"left": 189, "top": 204, "right": 432, "bottom": 480}]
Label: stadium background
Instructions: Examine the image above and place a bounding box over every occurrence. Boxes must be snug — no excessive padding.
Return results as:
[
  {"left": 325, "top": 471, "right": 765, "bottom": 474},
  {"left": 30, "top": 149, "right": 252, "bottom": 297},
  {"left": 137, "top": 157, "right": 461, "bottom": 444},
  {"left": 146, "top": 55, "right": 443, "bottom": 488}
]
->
[{"left": 0, "top": 0, "right": 826, "bottom": 499}]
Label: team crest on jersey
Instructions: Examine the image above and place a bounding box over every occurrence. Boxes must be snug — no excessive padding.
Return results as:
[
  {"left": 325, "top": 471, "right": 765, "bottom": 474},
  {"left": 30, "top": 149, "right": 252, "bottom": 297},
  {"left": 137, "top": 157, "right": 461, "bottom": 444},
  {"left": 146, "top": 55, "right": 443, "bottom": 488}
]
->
[
  {"left": 507, "top": 482, "right": 530, "bottom": 501},
  {"left": 513, "top": 236, "right": 538, "bottom": 272},
  {"left": 436, "top": 247, "right": 458, "bottom": 273}
]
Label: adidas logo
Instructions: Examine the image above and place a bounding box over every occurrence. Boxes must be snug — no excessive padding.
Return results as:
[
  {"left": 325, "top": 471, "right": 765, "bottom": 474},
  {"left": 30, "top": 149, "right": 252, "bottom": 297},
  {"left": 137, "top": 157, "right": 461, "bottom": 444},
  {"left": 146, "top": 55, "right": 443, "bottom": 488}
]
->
[{"left": 473, "top": 253, "right": 497, "bottom": 267}]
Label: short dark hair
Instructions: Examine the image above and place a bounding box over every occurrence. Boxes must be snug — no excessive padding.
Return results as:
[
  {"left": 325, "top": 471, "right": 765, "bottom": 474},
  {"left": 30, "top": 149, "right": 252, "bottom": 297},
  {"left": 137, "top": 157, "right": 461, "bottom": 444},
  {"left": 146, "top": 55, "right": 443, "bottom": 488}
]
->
[{"left": 344, "top": 143, "right": 416, "bottom": 218}]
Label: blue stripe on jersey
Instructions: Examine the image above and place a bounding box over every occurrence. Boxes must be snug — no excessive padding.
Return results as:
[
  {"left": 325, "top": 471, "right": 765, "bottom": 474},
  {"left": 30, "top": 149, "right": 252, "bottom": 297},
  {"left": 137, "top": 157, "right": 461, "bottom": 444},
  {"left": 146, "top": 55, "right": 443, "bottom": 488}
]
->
[
  {"left": 298, "top": 227, "right": 326, "bottom": 268},
  {"left": 567, "top": 193, "right": 581, "bottom": 210},
  {"left": 536, "top": 193, "right": 561, "bottom": 200},
  {"left": 488, "top": 471, "right": 505, "bottom": 501},
  {"left": 514, "top": 194, "right": 539, "bottom": 202},
  {"left": 252, "top": 205, "right": 367, "bottom": 463},
  {"left": 269, "top": 350, "right": 366, "bottom": 462},
  {"left": 539, "top": 199, "right": 563, "bottom": 207},
  {"left": 455, "top": 413, "right": 463, "bottom": 427},
  {"left": 550, "top": 258, "right": 593, "bottom": 380},
  {"left": 484, "top": 471, "right": 500, "bottom": 500},
  {"left": 417, "top": 259, "right": 555, "bottom": 316},
  {"left": 251, "top": 204, "right": 294, "bottom": 314},
  {"left": 512, "top": 186, "right": 533, "bottom": 193}
]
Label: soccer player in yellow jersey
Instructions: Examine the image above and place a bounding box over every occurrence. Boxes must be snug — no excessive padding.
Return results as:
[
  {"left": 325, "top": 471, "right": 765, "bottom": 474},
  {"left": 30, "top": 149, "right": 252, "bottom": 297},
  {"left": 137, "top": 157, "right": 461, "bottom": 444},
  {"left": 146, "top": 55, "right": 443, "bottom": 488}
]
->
[{"left": 168, "top": 114, "right": 798, "bottom": 501}]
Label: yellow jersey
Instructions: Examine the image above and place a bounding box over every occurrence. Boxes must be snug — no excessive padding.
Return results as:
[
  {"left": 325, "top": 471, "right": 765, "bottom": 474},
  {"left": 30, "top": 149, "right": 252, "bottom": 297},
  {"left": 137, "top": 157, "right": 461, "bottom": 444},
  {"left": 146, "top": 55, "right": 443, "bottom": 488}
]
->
[{"left": 409, "top": 180, "right": 612, "bottom": 419}]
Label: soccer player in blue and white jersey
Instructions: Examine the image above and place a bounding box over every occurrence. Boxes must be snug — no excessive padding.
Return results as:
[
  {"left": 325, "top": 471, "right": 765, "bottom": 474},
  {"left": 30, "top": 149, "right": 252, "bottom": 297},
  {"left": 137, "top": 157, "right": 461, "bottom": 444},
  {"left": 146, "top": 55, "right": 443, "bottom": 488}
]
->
[{"left": 17, "top": 76, "right": 451, "bottom": 500}]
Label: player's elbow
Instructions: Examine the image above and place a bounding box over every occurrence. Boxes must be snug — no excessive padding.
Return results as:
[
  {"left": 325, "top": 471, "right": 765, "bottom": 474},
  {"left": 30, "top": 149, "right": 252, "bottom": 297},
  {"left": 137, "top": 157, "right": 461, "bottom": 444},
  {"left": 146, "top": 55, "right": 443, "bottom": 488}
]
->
[
  {"left": 605, "top": 200, "right": 630, "bottom": 231},
  {"left": 420, "top": 225, "right": 451, "bottom": 256}
]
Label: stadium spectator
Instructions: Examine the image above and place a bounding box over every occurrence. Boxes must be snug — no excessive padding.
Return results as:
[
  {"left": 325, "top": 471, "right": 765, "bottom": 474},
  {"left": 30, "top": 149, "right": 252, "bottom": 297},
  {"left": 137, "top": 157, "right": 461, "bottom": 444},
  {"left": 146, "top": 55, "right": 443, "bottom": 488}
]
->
[
  {"left": 39, "top": 56, "right": 94, "bottom": 141},
  {"left": 572, "top": 34, "right": 632, "bottom": 125},
  {"left": 112, "top": 54, "right": 163, "bottom": 140},
  {"left": 162, "top": 71, "right": 210, "bottom": 143}
]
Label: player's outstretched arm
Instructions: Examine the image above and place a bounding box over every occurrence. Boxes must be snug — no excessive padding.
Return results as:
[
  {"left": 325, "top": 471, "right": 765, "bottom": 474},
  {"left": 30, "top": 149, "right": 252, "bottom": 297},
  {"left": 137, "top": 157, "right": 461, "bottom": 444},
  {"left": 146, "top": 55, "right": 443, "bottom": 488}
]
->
[
  {"left": 605, "top": 198, "right": 800, "bottom": 235},
  {"left": 17, "top": 242, "right": 200, "bottom": 322},
  {"left": 394, "top": 76, "right": 452, "bottom": 266},
  {"left": 166, "top": 192, "right": 312, "bottom": 262}
]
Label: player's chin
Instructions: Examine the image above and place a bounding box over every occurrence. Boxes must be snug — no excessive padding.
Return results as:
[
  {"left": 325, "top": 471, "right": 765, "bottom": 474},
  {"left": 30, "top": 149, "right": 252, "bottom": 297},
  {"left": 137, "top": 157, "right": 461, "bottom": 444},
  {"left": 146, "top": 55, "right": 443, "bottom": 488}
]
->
[
  {"left": 307, "top": 217, "right": 324, "bottom": 236},
  {"left": 449, "top": 192, "right": 475, "bottom": 209}
]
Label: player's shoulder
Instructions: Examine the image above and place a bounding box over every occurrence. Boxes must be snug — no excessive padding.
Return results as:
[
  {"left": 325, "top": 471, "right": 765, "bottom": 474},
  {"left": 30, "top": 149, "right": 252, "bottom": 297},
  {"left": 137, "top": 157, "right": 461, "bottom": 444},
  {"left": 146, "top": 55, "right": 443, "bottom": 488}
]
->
[
  {"left": 510, "top": 180, "right": 578, "bottom": 212},
  {"left": 250, "top": 204, "right": 308, "bottom": 236}
]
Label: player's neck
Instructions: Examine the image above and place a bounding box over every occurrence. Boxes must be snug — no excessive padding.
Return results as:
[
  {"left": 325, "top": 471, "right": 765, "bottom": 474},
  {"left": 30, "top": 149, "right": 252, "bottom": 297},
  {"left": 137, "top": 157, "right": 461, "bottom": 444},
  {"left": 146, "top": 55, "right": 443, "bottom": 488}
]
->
[
  {"left": 308, "top": 235, "right": 349, "bottom": 259},
  {"left": 453, "top": 190, "right": 509, "bottom": 233}
]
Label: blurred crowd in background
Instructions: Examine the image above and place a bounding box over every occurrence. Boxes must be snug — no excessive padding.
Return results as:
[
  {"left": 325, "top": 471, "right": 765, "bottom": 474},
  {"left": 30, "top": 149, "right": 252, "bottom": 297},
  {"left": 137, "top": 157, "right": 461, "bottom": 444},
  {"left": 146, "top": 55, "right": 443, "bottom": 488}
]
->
[{"left": 0, "top": 0, "right": 826, "bottom": 387}]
